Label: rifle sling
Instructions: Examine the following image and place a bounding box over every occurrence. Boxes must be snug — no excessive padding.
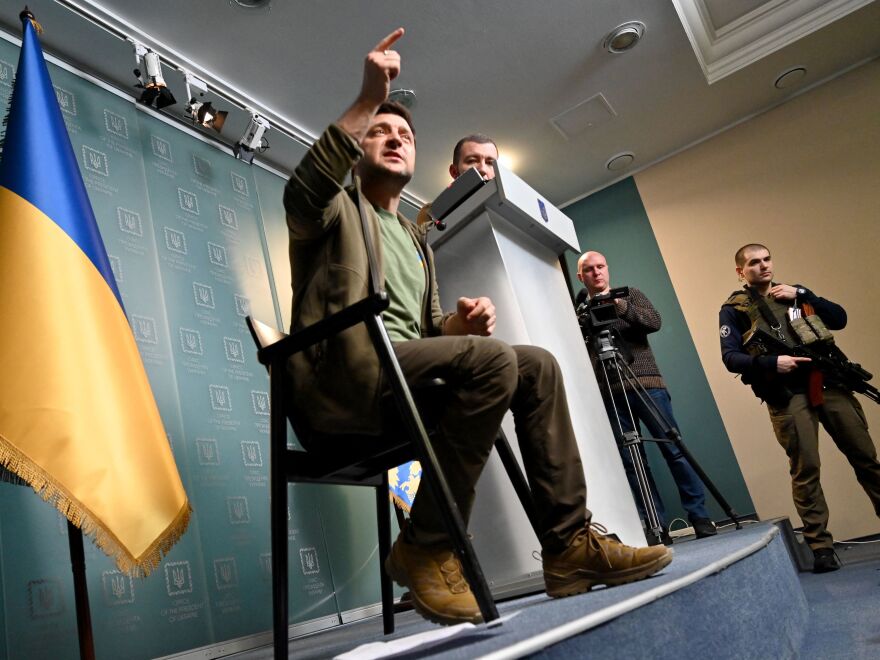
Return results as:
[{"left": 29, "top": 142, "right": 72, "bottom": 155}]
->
[{"left": 745, "top": 285, "right": 787, "bottom": 341}]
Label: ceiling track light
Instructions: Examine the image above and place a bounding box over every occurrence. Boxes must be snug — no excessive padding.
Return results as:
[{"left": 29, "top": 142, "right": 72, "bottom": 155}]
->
[
  {"left": 234, "top": 111, "right": 271, "bottom": 164},
  {"left": 132, "top": 43, "right": 176, "bottom": 109},
  {"left": 184, "top": 73, "right": 228, "bottom": 133},
  {"left": 603, "top": 21, "right": 646, "bottom": 54}
]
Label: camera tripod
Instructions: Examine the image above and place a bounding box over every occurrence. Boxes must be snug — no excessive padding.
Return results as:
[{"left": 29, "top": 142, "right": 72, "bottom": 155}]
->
[{"left": 591, "top": 329, "right": 743, "bottom": 545}]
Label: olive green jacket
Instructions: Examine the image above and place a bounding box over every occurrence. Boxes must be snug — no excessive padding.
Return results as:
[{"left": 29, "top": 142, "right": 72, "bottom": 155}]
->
[{"left": 283, "top": 123, "right": 448, "bottom": 435}]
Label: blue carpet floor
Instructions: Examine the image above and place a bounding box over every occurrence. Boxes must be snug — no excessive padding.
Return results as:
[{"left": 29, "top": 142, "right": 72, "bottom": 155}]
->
[{"left": 798, "top": 546, "right": 880, "bottom": 659}]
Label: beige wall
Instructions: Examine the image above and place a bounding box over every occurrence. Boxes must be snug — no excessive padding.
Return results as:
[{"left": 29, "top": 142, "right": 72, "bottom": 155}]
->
[{"left": 634, "top": 59, "right": 880, "bottom": 541}]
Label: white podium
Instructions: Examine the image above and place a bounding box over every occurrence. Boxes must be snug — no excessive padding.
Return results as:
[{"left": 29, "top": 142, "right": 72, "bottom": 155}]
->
[{"left": 428, "top": 163, "right": 644, "bottom": 596}]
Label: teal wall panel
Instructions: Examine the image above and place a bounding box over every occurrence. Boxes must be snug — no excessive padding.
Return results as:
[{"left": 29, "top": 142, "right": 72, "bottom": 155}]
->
[
  {"left": 137, "top": 112, "right": 278, "bottom": 642},
  {"left": 252, "top": 151, "right": 301, "bottom": 333},
  {"left": 563, "top": 178, "right": 754, "bottom": 524}
]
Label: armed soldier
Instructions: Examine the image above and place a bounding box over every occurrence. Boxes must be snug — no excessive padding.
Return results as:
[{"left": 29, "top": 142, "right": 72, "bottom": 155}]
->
[{"left": 719, "top": 243, "right": 880, "bottom": 572}]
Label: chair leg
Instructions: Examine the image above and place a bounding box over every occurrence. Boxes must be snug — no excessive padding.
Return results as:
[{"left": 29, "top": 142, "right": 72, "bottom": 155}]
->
[
  {"left": 366, "top": 316, "right": 499, "bottom": 624},
  {"left": 270, "top": 362, "right": 290, "bottom": 660},
  {"left": 494, "top": 430, "right": 541, "bottom": 540},
  {"left": 376, "top": 476, "right": 395, "bottom": 634}
]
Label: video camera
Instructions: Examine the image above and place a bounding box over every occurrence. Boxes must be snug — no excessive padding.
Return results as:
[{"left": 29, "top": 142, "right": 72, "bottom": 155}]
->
[{"left": 575, "top": 286, "right": 630, "bottom": 335}]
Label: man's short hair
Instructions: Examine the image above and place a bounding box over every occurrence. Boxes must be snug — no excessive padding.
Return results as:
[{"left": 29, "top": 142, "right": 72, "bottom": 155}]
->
[
  {"left": 376, "top": 100, "right": 415, "bottom": 138},
  {"left": 735, "top": 243, "right": 769, "bottom": 267},
  {"left": 452, "top": 134, "right": 497, "bottom": 166}
]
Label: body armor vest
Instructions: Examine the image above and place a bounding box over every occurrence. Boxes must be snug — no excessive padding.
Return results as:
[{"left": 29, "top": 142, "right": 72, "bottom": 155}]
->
[
  {"left": 724, "top": 287, "right": 834, "bottom": 357},
  {"left": 743, "top": 294, "right": 797, "bottom": 354}
]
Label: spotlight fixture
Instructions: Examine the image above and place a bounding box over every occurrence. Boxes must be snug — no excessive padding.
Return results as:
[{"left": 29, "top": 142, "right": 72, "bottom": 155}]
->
[
  {"left": 234, "top": 112, "right": 271, "bottom": 164},
  {"left": 133, "top": 44, "right": 176, "bottom": 109},
  {"left": 184, "top": 73, "right": 228, "bottom": 133},
  {"left": 603, "top": 21, "right": 646, "bottom": 54}
]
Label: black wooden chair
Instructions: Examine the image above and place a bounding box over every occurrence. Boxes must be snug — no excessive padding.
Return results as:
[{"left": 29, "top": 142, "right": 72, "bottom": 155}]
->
[{"left": 246, "top": 305, "right": 541, "bottom": 659}]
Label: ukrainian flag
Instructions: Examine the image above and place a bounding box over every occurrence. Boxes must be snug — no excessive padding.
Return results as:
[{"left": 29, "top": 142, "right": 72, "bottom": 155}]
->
[
  {"left": 0, "top": 12, "right": 190, "bottom": 575},
  {"left": 388, "top": 461, "right": 421, "bottom": 512}
]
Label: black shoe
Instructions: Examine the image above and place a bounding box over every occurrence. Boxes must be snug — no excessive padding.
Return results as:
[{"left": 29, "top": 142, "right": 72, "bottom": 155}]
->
[
  {"left": 812, "top": 548, "right": 842, "bottom": 573},
  {"left": 691, "top": 518, "right": 717, "bottom": 539},
  {"left": 660, "top": 528, "right": 674, "bottom": 546}
]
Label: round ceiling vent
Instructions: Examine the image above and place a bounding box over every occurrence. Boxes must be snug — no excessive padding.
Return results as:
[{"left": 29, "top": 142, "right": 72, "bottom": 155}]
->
[
  {"left": 774, "top": 66, "right": 807, "bottom": 90},
  {"left": 388, "top": 88, "right": 417, "bottom": 109},
  {"left": 605, "top": 152, "right": 635, "bottom": 171},
  {"left": 230, "top": 0, "right": 271, "bottom": 9}
]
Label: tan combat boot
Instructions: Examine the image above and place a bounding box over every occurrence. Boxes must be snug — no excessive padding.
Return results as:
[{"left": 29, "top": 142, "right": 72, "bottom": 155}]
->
[
  {"left": 385, "top": 533, "right": 483, "bottom": 626},
  {"left": 542, "top": 523, "right": 673, "bottom": 598}
]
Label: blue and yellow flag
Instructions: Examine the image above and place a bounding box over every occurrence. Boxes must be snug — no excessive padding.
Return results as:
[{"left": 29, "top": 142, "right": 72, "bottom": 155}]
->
[
  {"left": 388, "top": 461, "right": 421, "bottom": 512},
  {"left": 0, "top": 12, "right": 190, "bottom": 575}
]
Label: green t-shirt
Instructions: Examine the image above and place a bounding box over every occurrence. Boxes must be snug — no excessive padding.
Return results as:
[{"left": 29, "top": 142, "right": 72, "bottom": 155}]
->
[{"left": 375, "top": 207, "right": 426, "bottom": 342}]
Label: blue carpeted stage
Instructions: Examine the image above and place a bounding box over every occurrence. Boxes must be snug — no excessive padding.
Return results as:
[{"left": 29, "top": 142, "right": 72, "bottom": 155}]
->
[{"left": 219, "top": 520, "right": 826, "bottom": 659}]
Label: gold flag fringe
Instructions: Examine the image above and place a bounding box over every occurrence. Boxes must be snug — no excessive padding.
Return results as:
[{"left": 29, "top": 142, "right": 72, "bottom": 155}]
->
[
  {"left": 0, "top": 434, "right": 191, "bottom": 577},
  {"left": 389, "top": 490, "right": 412, "bottom": 514}
]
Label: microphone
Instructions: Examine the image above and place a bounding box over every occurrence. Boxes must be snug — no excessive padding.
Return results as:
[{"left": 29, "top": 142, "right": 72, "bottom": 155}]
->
[{"left": 417, "top": 202, "right": 445, "bottom": 231}]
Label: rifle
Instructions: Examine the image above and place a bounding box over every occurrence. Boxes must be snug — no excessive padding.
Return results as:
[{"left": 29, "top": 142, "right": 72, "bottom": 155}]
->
[{"left": 744, "top": 327, "right": 879, "bottom": 404}]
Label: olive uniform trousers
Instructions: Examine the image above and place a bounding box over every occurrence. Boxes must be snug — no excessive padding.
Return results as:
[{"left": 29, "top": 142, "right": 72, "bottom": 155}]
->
[
  {"left": 767, "top": 388, "right": 880, "bottom": 550},
  {"left": 393, "top": 335, "right": 589, "bottom": 554}
]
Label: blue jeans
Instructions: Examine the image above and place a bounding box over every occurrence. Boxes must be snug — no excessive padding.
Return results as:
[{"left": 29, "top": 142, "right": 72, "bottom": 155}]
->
[{"left": 607, "top": 388, "right": 709, "bottom": 525}]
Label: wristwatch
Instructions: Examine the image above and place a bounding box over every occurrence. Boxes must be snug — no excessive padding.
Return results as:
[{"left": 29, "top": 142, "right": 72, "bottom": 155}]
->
[{"left": 796, "top": 287, "right": 807, "bottom": 297}]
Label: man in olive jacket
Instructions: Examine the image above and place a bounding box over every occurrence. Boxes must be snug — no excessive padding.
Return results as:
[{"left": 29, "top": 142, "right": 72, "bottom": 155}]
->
[{"left": 283, "top": 28, "right": 671, "bottom": 626}]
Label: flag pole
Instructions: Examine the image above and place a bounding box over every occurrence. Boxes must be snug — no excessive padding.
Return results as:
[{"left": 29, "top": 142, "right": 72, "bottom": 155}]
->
[{"left": 67, "top": 521, "right": 96, "bottom": 660}]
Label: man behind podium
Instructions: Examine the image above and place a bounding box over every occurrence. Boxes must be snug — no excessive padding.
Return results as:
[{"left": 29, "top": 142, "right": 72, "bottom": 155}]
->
[
  {"left": 450, "top": 134, "right": 498, "bottom": 181},
  {"left": 283, "top": 28, "right": 671, "bottom": 626},
  {"left": 416, "top": 134, "right": 497, "bottom": 227}
]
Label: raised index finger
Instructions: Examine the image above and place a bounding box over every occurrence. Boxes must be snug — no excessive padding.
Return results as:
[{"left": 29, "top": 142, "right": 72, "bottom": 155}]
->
[{"left": 375, "top": 27, "right": 405, "bottom": 52}]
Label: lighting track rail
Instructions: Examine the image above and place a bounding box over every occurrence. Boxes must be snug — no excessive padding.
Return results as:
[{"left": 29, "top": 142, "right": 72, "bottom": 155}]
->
[{"left": 47, "top": 0, "right": 426, "bottom": 205}]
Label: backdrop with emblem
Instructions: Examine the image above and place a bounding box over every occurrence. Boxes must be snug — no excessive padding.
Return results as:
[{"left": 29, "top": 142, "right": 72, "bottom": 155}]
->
[{"left": 0, "top": 30, "right": 402, "bottom": 659}]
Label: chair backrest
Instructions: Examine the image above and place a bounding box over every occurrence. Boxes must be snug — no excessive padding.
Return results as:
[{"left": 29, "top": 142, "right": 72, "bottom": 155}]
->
[
  {"left": 245, "top": 315, "right": 314, "bottom": 445},
  {"left": 246, "top": 316, "right": 287, "bottom": 352}
]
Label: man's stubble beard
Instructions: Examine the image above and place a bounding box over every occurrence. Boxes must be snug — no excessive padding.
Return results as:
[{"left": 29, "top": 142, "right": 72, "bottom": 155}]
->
[{"left": 357, "top": 158, "right": 413, "bottom": 190}]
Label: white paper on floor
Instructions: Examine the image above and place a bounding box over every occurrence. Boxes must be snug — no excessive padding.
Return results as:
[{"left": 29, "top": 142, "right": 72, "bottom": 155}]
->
[{"left": 334, "top": 611, "right": 519, "bottom": 660}]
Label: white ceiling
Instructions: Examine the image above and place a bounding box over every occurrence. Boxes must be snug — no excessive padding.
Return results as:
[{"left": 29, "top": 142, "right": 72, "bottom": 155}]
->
[{"left": 1, "top": 0, "right": 878, "bottom": 207}]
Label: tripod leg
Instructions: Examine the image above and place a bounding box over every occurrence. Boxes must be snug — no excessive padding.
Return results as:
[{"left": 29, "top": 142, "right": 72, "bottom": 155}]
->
[
  {"left": 623, "top": 433, "right": 665, "bottom": 543},
  {"left": 617, "top": 360, "right": 743, "bottom": 529},
  {"left": 598, "top": 358, "right": 664, "bottom": 544},
  {"left": 666, "top": 430, "right": 743, "bottom": 529}
]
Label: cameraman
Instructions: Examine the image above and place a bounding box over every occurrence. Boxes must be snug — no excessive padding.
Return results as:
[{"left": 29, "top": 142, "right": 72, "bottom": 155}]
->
[
  {"left": 720, "top": 243, "right": 880, "bottom": 572},
  {"left": 577, "top": 251, "right": 716, "bottom": 541}
]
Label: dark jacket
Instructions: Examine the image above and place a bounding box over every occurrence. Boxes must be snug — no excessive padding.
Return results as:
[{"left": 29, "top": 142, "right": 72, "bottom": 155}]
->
[{"left": 283, "top": 124, "right": 450, "bottom": 434}]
